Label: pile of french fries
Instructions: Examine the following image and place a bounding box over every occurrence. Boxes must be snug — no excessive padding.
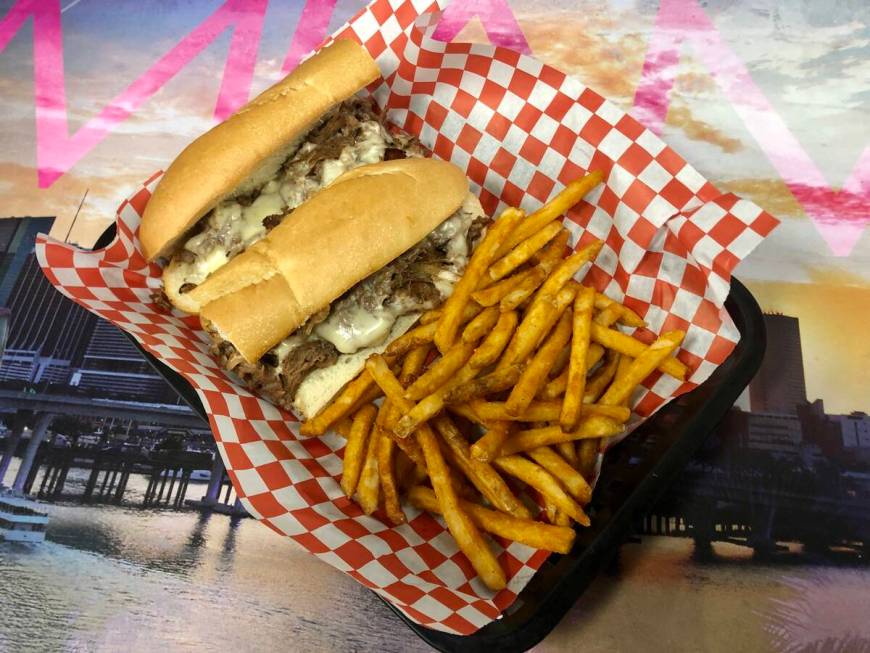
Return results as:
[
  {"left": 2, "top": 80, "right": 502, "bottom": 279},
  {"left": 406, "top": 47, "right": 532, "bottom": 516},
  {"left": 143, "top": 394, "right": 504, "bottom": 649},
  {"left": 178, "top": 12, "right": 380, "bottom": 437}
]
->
[{"left": 300, "top": 172, "right": 688, "bottom": 591}]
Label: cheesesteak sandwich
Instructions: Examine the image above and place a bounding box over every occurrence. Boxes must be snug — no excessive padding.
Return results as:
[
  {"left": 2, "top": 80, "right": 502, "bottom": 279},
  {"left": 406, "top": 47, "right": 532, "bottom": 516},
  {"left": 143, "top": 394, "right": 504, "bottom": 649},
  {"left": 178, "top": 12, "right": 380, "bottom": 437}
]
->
[
  {"left": 140, "top": 39, "right": 425, "bottom": 314},
  {"left": 198, "top": 158, "right": 488, "bottom": 419}
]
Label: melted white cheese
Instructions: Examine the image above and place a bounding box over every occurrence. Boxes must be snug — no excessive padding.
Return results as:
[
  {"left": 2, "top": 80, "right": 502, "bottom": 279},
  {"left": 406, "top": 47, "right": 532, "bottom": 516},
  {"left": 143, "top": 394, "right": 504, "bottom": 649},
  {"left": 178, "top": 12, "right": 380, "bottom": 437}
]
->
[
  {"left": 179, "top": 119, "right": 390, "bottom": 288},
  {"left": 315, "top": 306, "right": 394, "bottom": 354}
]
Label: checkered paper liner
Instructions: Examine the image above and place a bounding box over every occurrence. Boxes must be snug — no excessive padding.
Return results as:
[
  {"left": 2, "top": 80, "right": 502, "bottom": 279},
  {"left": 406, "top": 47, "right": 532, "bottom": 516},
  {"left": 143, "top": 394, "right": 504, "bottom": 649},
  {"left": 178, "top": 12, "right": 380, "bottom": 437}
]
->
[{"left": 36, "top": 0, "right": 777, "bottom": 636}]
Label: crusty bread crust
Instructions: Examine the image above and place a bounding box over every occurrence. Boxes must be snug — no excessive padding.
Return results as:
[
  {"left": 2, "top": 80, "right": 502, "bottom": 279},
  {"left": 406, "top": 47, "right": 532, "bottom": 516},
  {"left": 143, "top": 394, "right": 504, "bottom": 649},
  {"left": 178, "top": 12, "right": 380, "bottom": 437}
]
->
[
  {"left": 139, "top": 39, "right": 380, "bottom": 261},
  {"left": 198, "top": 158, "right": 469, "bottom": 363}
]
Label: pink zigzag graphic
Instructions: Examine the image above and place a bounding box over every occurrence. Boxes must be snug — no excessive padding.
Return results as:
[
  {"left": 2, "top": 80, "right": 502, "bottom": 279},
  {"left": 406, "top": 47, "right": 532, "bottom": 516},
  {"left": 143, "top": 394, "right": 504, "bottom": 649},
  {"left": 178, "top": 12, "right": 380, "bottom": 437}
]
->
[
  {"left": 633, "top": 0, "right": 869, "bottom": 256},
  {"left": 0, "top": 0, "right": 271, "bottom": 188}
]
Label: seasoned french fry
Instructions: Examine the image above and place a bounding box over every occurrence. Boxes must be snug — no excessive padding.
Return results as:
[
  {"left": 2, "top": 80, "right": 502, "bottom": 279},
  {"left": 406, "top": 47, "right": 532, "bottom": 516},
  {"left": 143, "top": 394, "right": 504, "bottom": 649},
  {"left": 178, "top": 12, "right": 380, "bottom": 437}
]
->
[
  {"left": 420, "top": 302, "right": 483, "bottom": 326},
  {"left": 434, "top": 416, "right": 530, "bottom": 519},
  {"left": 577, "top": 438, "right": 599, "bottom": 479},
  {"left": 538, "top": 343, "right": 605, "bottom": 399},
  {"left": 468, "top": 310, "right": 518, "bottom": 369},
  {"left": 560, "top": 285, "right": 595, "bottom": 431},
  {"left": 301, "top": 370, "right": 378, "bottom": 436},
  {"left": 404, "top": 342, "right": 475, "bottom": 401},
  {"left": 377, "top": 429, "right": 405, "bottom": 524},
  {"left": 434, "top": 208, "right": 524, "bottom": 353},
  {"left": 408, "top": 486, "right": 575, "bottom": 554},
  {"left": 471, "top": 268, "right": 536, "bottom": 307},
  {"left": 506, "top": 309, "right": 573, "bottom": 416},
  {"left": 469, "top": 421, "right": 512, "bottom": 462},
  {"left": 553, "top": 509, "right": 572, "bottom": 527},
  {"left": 489, "top": 221, "right": 562, "bottom": 281},
  {"left": 340, "top": 404, "right": 377, "bottom": 498},
  {"left": 461, "top": 306, "right": 500, "bottom": 344},
  {"left": 396, "top": 315, "right": 518, "bottom": 437},
  {"left": 557, "top": 441, "right": 579, "bottom": 467},
  {"left": 593, "top": 293, "right": 646, "bottom": 328},
  {"left": 527, "top": 446, "right": 592, "bottom": 504},
  {"left": 418, "top": 422, "right": 507, "bottom": 590},
  {"left": 494, "top": 455, "right": 590, "bottom": 526},
  {"left": 500, "top": 267, "right": 548, "bottom": 312},
  {"left": 497, "top": 283, "right": 577, "bottom": 371},
  {"left": 600, "top": 331, "right": 685, "bottom": 406},
  {"left": 357, "top": 421, "right": 381, "bottom": 514},
  {"left": 499, "top": 416, "right": 624, "bottom": 455},
  {"left": 615, "top": 354, "right": 634, "bottom": 407},
  {"left": 384, "top": 322, "right": 438, "bottom": 359},
  {"left": 469, "top": 399, "right": 630, "bottom": 424},
  {"left": 495, "top": 171, "right": 604, "bottom": 258},
  {"left": 584, "top": 350, "right": 621, "bottom": 403},
  {"left": 444, "top": 364, "right": 524, "bottom": 405},
  {"left": 531, "top": 241, "right": 603, "bottom": 308},
  {"left": 550, "top": 343, "right": 572, "bottom": 379},
  {"left": 590, "top": 323, "right": 687, "bottom": 379},
  {"left": 333, "top": 417, "right": 353, "bottom": 438},
  {"left": 593, "top": 304, "right": 622, "bottom": 327},
  {"left": 448, "top": 402, "right": 487, "bottom": 427}
]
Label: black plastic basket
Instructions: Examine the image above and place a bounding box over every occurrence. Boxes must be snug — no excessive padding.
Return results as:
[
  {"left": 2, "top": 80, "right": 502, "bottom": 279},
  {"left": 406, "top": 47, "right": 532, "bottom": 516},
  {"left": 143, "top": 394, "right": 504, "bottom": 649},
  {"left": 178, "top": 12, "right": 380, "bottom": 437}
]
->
[{"left": 94, "top": 226, "right": 766, "bottom": 652}]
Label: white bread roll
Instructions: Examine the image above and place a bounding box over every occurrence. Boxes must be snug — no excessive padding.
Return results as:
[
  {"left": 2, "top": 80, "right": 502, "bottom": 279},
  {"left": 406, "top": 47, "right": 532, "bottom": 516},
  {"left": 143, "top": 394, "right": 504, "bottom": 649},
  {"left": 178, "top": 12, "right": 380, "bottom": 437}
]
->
[
  {"left": 139, "top": 39, "right": 380, "bottom": 262},
  {"left": 199, "top": 158, "right": 470, "bottom": 363}
]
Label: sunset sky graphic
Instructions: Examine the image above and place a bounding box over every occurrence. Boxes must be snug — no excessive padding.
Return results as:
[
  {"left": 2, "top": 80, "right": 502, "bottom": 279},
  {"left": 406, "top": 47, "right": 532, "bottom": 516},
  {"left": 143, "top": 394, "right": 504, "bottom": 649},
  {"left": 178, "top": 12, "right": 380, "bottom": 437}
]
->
[{"left": 0, "top": 0, "right": 867, "bottom": 414}]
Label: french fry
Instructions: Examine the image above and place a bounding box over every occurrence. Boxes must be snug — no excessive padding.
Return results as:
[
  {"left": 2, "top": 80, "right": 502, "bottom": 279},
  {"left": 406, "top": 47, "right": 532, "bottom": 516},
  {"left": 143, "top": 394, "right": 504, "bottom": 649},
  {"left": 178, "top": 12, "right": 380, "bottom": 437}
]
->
[
  {"left": 408, "top": 486, "right": 575, "bottom": 554},
  {"left": 434, "top": 416, "right": 531, "bottom": 519},
  {"left": 497, "top": 283, "right": 577, "bottom": 371},
  {"left": 468, "top": 310, "right": 518, "bottom": 368},
  {"left": 557, "top": 441, "right": 579, "bottom": 467},
  {"left": 471, "top": 268, "right": 536, "bottom": 307},
  {"left": 531, "top": 241, "right": 603, "bottom": 309},
  {"left": 615, "top": 354, "right": 634, "bottom": 407},
  {"left": 590, "top": 323, "right": 687, "bottom": 379},
  {"left": 560, "top": 285, "right": 595, "bottom": 431},
  {"left": 396, "top": 314, "right": 518, "bottom": 437},
  {"left": 593, "top": 293, "right": 646, "bottom": 328},
  {"left": 377, "top": 429, "right": 405, "bottom": 524},
  {"left": 461, "top": 306, "right": 500, "bottom": 344},
  {"left": 333, "top": 417, "right": 353, "bottom": 438},
  {"left": 418, "top": 422, "right": 507, "bottom": 590},
  {"left": 494, "top": 455, "right": 590, "bottom": 526},
  {"left": 384, "top": 322, "right": 438, "bottom": 358},
  {"left": 301, "top": 369, "right": 378, "bottom": 436},
  {"left": 577, "top": 438, "right": 599, "bottom": 479},
  {"left": 506, "top": 309, "right": 573, "bottom": 416},
  {"left": 448, "top": 402, "right": 487, "bottom": 427},
  {"left": 434, "top": 207, "right": 524, "bottom": 353},
  {"left": 500, "top": 267, "right": 548, "bottom": 311},
  {"left": 583, "top": 350, "right": 620, "bottom": 403},
  {"left": 340, "top": 404, "right": 377, "bottom": 497},
  {"left": 527, "top": 446, "right": 592, "bottom": 504},
  {"left": 593, "top": 304, "right": 622, "bottom": 327},
  {"left": 469, "top": 421, "right": 512, "bottom": 462},
  {"left": 550, "top": 344, "right": 572, "bottom": 379},
  {"left": 599, "top": 331, "right": 685, "bottom": 406},
  {"left": 488, "top": 221, "right": 562, "bottom": 281},
  {"left": 538, "top": 343, "right": 605, "bottom": 399},
  {"left": 357, "top": 421, "right": 381, "bottom": 514},
  {"left": 469, "top": 399, "right": 630, "bottom": 424},
  {"left": 420, "top": 302, "right": 483, "bottom": 326},
  {"left": 443, "top": 365, "right": 524, "bottom": 405},
  {"left": 494, "top": 171, "right": 604, "bottom": 258},
  {"left": 404, "top": 342, "right": 475, "bottom": 401},
  {"left": 499, "top": 416, "right": 624, "bottom": 455}
]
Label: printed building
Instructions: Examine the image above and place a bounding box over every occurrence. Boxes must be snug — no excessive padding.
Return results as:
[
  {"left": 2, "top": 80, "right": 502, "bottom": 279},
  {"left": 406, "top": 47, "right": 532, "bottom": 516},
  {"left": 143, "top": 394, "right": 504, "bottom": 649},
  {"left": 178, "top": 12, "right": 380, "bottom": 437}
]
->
[{"left": 748, "top": 313, "right": 807, "bottom": 415}]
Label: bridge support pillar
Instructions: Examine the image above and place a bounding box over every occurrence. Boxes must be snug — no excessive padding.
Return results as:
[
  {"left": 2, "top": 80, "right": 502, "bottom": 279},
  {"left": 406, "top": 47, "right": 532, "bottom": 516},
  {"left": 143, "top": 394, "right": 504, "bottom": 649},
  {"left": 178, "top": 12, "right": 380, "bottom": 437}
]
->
[
  {"left": 0, "top": 411, "right": 30, "bottom": 487},
  {"left": 202, "top": 454, "right": 226, "bottom": 505},
  {"left": 12, "top": 412, "right": 53, "bottom": 493}
]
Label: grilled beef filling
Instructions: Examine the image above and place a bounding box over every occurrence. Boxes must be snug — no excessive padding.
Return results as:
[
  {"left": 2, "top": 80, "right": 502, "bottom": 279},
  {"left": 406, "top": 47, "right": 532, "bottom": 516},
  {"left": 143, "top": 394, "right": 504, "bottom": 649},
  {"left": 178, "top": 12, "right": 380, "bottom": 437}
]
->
[
  {"left": 167, "top": 97, "right": 424, "bottom": 297},
  {"left": 211, "top": 203, "right": 490, "bottom": 410}
]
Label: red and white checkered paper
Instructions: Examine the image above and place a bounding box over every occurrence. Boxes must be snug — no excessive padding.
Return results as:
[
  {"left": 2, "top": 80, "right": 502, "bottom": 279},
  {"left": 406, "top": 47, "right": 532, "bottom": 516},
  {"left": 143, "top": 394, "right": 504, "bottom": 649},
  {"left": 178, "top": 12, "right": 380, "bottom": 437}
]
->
[{"left": 36, "top": 0, "right": 778, "bottom": 635}]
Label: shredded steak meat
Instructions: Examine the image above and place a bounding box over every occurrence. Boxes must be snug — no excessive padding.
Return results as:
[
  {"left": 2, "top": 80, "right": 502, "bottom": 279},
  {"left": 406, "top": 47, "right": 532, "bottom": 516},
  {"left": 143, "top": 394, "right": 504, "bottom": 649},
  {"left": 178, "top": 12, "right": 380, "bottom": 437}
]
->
[
  {"left": 151, "top": 289, "right": 173, "bottom": 312},
  {"left": 280, "top": 340, "right": 339, "bottom": 398}
]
